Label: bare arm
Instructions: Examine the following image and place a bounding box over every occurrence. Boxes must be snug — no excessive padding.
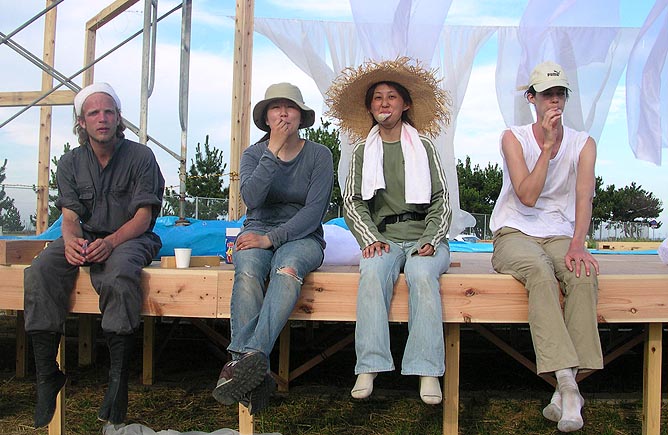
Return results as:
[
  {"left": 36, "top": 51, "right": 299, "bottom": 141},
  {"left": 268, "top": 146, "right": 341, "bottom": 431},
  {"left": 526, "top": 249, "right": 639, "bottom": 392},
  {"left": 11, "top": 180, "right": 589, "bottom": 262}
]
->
[
  {"left": 61, "top": 207, "right": 87, "bottom": 266},
  {"left": 565, "top": 137, "right": 599, "bottom": 277},
  {"left": 502, "top": 129, "right": 550, "bottom": 207}
]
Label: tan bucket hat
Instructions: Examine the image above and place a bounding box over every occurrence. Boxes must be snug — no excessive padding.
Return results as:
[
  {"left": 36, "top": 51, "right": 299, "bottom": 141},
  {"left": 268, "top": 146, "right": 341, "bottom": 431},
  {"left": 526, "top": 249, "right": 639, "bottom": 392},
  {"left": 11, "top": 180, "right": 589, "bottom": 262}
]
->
[
  {"left": 325, "top": 57, "right": 451, "bottom": 140},
  {"left": 252, "top": 82, "right": 316, "bottom": 132}
]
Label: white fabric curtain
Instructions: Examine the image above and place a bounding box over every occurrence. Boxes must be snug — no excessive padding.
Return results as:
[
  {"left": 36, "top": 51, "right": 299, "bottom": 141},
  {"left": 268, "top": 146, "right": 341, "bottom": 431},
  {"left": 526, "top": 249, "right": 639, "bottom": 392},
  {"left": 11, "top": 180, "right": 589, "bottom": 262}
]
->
[
  {"left": 433, "top": 25, "right": 497, "bottom": 234},
  {"left": 495, "top": 0, "right": 637, "bottom": 143},
  {"left": 255, "top": 0, "right": 479, "bottom": 238},
  {"left": 496, "top": 26, "right": 637, "bottom": 141},
  {"left": 252, "top": 0, "right": 667, "bottom": 243},
  {"left": 626, "top": 0, "right": 668, "bottom": 165}
]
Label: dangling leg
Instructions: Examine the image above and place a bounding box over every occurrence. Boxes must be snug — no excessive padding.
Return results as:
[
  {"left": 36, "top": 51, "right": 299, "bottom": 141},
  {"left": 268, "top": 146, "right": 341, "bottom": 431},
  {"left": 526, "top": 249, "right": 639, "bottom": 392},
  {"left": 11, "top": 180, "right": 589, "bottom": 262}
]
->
[
  {"left": 30, "top": 332, "right": 66, "bottom": 428},
  {"left": 98, "top": 332, "right": 135, "bottom": 424}
]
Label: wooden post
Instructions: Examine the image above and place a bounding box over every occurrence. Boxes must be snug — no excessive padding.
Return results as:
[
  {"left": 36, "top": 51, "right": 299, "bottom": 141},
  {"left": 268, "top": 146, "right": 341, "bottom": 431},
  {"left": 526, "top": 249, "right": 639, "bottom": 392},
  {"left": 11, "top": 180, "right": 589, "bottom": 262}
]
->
[
  {"left": 278, "top": 322, "right": 291, "bottom": 392},
  {"left": 443, "top": 324, "right": 460, "bottom": 435},
  {"left": 230, "top": 1, "right": 254, "bottom": 431},
  {"left": 228, "top": 0, "right": 254, "bottom": 220},
  {"left": 641, "top": 323, "right": 662, "bottom": 435},
  {"left": 35, "top": 0, "right": 57, "bottom": 235},
  {"left": 48, "top": 334, "right": 65, "bottom": 435},
  {"left": 143, "top": 316, "right": 155, "bottom": 385}
]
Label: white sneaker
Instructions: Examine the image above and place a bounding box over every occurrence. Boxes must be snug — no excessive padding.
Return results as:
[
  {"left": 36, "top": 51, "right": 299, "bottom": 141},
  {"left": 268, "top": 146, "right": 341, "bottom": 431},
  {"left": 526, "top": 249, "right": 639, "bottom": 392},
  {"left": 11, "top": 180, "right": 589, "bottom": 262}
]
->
[
  {"left": 351, "top": 373, "right": 377, "bottom": 399},
  {"left": 419, "top": 376, "right": 442, "bottom": 405}
]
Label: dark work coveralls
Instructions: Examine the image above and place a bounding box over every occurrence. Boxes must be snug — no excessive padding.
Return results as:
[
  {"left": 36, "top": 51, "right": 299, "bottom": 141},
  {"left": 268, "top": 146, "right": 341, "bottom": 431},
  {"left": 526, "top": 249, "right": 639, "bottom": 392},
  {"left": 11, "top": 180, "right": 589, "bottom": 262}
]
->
[{"left": 24, "top": 138, "right": 164, "bottom": 426}]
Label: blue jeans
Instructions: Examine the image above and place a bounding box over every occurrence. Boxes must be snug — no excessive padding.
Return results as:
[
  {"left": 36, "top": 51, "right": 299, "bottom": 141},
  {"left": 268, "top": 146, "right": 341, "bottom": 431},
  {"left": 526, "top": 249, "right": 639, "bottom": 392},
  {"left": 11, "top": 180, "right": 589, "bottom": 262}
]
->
[
  {"left": 355, "top": 241, "right": 450, "bottom": 376},
  {"left": 227, "top": 236, "right": 324, "bottom": 360}
]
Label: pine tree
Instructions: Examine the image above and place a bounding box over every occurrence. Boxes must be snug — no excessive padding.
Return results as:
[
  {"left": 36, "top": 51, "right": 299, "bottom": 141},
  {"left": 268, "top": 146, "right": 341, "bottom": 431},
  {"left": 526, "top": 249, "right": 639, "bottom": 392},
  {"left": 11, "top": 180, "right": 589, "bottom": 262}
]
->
[
  {"left": 163, "top": 135, "right": 229, "bottom": 220},
  {"left": 0, "top": 159, "right": 25, "bottom": 232},
  {"left": 304, "top": 119, "right": 341, "bottom": 221}
]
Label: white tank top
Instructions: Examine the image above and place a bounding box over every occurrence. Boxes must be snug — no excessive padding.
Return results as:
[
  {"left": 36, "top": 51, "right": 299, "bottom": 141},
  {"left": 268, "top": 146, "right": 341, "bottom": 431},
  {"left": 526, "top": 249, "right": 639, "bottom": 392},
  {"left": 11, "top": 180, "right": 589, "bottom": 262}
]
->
[{"left": 490, "top": 124, "right": 590, "bottom": 238}]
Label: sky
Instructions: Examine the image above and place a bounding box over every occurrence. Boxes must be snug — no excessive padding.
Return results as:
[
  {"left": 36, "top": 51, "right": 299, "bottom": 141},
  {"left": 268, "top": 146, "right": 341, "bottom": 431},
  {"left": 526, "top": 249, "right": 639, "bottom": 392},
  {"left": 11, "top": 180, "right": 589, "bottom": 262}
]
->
[{"left": 0, "top": 0, "right": 666, "bottom": 239}]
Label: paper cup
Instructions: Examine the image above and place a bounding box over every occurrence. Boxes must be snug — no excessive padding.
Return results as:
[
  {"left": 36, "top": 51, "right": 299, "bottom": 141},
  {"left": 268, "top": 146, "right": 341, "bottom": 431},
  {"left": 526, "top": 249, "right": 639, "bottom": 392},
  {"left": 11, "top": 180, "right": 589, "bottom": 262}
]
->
[{"left": 174, "top": 248, "right": 192, "bottom": 269}]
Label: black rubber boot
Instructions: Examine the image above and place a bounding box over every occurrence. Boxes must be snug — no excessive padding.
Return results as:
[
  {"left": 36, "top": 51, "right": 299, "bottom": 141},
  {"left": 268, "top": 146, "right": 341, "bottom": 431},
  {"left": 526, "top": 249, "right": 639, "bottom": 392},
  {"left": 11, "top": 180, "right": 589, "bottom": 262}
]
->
[
  {"left": 98, "top": 332, "right": 135, "bottom": 424},
  {"left": 30, "top": 332, "right": 66, "bottom": 428}
]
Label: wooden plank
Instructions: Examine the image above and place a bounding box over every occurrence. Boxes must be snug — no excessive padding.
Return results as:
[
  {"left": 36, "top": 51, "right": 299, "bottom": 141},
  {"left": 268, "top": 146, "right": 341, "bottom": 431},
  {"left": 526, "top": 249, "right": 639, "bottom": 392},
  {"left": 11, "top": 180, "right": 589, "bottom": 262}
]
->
[
  {"left": 0, "top": 265, "right": 27, "bottom": 310},
  {"left": 160, "top": 255, "right": 221, "bottom": 268},
  {"left": 597, "top": 241, "right": 660, "bottom": 251},
  {"left": 4, "top": 265, "right": 668, "bottom": 324},
  {"left": 0, "top": 90, "right": 75, "bottom": 107},
  {"left": 66, "top": 268, "right": 219, "bottom": 317},
  {"left": 0, "top": 240, "right": 50, "bottom": 265}
]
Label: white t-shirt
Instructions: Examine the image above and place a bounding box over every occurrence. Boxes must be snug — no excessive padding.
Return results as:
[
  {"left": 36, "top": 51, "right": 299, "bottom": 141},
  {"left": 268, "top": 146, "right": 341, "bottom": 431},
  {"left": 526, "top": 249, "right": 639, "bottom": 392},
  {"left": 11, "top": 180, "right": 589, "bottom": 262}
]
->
[{"left": 490, "top": 124, "right": 590, "bottom": 238}]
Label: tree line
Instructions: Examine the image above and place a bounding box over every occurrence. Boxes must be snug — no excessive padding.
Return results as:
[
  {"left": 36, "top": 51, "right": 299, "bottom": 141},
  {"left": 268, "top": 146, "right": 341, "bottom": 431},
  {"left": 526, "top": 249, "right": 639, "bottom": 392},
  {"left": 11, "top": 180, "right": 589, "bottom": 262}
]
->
[{"left": 1, "top": 128, "right": 663, "bottom": 237}]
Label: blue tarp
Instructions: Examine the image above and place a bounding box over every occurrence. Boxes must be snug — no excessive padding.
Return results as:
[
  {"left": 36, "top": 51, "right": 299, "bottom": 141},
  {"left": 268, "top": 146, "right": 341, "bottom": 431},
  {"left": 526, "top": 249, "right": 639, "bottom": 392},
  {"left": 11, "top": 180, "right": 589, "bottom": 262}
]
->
[{"left": 1, "top": 216, "right": 658, "bottom": 257}]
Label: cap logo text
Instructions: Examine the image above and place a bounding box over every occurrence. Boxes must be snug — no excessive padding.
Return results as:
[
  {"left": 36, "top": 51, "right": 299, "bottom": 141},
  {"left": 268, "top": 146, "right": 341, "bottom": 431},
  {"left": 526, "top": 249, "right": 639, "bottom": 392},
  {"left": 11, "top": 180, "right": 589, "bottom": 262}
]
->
[{"left": 547, "top": 70, "right": 560, "bottom": 77}]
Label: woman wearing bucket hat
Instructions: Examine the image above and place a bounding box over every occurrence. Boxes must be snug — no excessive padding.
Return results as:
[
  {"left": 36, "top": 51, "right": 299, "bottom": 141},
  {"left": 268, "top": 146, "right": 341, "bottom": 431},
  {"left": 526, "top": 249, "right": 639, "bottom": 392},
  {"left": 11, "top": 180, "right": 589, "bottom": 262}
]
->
[
  {"left": 489, "top": 61, "right": 602, "bottom": 432},
  {"left": 212, "top": 82, "right": 334, "bottom": 414},
  {"left": 326, "top": 57, "right": 452, "bottom": 404}
]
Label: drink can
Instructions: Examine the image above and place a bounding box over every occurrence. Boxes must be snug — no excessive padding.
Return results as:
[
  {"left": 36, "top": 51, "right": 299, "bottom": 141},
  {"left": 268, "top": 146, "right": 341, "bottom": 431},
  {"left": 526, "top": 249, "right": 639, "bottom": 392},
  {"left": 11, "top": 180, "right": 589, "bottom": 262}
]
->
[{"left": 225, "top": 227, "right": 240, "bottom": 264}]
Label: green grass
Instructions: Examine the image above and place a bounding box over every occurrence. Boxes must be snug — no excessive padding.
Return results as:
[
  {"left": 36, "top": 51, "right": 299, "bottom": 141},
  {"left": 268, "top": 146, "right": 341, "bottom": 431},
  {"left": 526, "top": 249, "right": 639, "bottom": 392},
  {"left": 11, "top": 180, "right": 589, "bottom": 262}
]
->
[{"left": 1, "top": 318, "right": 666, "bottom": 435}]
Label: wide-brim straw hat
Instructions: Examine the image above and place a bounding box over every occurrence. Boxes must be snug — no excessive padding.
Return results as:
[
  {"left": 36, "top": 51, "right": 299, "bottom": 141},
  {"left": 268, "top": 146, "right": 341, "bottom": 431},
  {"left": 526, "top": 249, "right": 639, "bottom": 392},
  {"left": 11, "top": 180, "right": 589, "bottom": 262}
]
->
[
  {"left": 252, "top": 82, "right": 316, "bottom": 132},
  {"left": 326, "top": 57, "right": 451, "bottom": 140}
]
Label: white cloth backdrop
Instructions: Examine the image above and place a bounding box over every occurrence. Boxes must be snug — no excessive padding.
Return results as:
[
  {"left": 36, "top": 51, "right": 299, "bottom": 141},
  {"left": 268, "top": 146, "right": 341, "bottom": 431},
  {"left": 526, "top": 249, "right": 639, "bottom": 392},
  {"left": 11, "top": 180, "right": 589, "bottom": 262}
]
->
[
  {"left": 255, "top": 0, "right": 480, "bottom": 239},
  {"left": 254, "top": 0, "right": 667, "bottom": 242},
  {"left": 626, "top": 0, "right": 668, "bottom": 164}
]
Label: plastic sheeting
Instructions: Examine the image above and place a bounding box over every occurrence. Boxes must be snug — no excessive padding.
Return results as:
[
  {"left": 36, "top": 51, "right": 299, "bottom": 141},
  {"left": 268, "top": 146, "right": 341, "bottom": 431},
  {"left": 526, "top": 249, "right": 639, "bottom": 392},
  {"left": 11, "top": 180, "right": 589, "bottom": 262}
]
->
[
  {"left": 3, "top": 216, "right": 661, "bottom": 261},
  {"left": 659, "top": 238, "right": 668, "bottom": 264}
]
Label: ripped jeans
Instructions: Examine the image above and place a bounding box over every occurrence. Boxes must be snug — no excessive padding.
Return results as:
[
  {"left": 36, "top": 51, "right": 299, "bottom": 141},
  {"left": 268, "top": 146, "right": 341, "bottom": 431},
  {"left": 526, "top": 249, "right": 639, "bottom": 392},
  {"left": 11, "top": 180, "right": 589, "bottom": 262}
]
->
[{"left": 227, "top": 236, "right": 324, "bottom": 359}]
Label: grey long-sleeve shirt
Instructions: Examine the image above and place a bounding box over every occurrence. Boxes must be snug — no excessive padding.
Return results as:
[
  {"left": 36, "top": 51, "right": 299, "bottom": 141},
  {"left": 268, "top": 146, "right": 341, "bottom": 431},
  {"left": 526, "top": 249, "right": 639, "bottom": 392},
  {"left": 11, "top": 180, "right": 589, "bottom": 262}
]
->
[{"left": 239, "top": 139, "right": 334, "bottom": 250}]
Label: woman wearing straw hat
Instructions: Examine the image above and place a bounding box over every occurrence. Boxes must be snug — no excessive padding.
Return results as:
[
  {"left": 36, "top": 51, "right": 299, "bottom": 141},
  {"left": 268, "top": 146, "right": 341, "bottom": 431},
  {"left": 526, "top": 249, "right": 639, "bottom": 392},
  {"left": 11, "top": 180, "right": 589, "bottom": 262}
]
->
[
  {"left": 212, "top": 82, "right": 334, "bottom": 414},
  {"left": 490, "top": 61, "right": 602, "bottom": 432},
  {"left": 327, "top": 58, "right": 452, "bottom": 404}
]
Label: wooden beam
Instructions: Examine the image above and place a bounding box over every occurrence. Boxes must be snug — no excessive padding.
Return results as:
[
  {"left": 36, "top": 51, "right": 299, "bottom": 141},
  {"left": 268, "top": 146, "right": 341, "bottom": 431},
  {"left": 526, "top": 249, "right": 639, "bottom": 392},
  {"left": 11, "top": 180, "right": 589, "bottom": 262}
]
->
[
  {"left": 0, "top": 90, "right": 75, "bottom": 107},
  {"left": 85, "top": 0, "right": 140, "bottom": 32},
  {"left": 228, "top": 0, "right": 255, "bottom": 220},
  {"left": 0, "top": 240, "right": 50, "bottom": 265},
  {"left": 36, "top": 0, "right": 58, "bottom": 235}
]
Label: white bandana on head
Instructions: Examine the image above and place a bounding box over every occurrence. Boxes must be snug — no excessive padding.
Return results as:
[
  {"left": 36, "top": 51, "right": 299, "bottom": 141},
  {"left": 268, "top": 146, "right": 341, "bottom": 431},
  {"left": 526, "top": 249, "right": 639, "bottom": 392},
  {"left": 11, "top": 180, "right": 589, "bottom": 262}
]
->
[
  {"left": 74, "top": 82, "right": 121, "bottom": 116},
  {"left": 361, "top": 122, "right": 432, "bottom": 204}
]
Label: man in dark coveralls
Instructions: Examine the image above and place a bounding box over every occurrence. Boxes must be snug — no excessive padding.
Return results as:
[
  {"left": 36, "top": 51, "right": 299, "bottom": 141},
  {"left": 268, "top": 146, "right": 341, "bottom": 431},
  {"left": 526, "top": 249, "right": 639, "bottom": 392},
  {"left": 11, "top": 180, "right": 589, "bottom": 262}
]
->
[{"left": 23, "top": 82, "right": 164, "bottom": 428}]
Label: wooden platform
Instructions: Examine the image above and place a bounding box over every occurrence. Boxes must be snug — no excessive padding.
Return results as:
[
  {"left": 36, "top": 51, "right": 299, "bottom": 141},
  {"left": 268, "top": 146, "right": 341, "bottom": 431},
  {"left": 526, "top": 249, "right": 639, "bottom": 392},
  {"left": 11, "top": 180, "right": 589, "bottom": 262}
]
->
[{"left": 0, "top": 250, "right": 666, "bottom": 435}]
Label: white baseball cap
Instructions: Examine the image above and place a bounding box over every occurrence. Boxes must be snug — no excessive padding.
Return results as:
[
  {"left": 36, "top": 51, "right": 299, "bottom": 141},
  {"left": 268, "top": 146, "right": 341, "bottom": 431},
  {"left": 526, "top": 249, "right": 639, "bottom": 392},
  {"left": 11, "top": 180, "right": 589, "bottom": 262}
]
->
[{"left": 523, "top": 61, "right": 570, "bottom": 93}]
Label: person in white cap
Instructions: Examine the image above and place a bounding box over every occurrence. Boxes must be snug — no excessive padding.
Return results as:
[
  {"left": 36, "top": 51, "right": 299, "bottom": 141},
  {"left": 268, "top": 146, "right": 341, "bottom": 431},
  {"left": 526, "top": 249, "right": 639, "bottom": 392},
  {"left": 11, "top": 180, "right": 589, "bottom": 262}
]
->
[
  {"left": 212, "top": 83, "right": 333, "bottom": 415},
  {"left": 24, "top": 82, "right": 164, "bottom": 428},
  {"left": 489, "top": 61, "right": 603, "bottom": 432}
]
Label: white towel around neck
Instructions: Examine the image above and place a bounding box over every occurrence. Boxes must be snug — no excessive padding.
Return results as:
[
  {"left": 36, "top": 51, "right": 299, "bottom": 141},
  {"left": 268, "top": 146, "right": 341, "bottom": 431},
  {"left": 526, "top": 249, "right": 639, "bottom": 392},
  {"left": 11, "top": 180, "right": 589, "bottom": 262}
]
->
[{"left": 361, "top": 123, "right": 431, "bottom": 204}]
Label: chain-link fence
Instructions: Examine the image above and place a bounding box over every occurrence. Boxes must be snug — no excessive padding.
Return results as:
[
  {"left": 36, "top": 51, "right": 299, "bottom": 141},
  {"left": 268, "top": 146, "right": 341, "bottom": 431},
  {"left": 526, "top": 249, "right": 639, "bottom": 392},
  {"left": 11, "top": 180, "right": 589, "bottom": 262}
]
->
[
  {"left": 464, "top": 213, "right": 663, "bottom": 241},
  {"left": 2, "top": 185, "right": 664, "bottom": 240}
]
